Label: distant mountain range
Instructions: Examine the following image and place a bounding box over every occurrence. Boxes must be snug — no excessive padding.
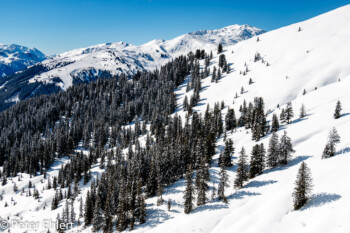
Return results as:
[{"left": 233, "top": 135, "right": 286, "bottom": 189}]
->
[
  {"left": 0, "top": 44, "right": 46, "bottom": 77},
  {"left": 0, "top": 24, "right": 264, "bottom": 110}
]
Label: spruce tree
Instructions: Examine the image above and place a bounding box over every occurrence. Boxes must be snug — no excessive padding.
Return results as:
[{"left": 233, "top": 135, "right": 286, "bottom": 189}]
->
[
  {"left": 217, "top": 43, "right": 223, "bottom": 54},
  {"left": 283, "top": 102, "right": 294, "bottom": 124},
  {"left": 292, "top": 162, "right": 313, "bottom": 210},
  {"left": 234, "top": 147, "right": 248, "bottom": 189},
  {"left": 322, "top": 127, "right": 341, "bottom": 159},
  {"left": 271, "top": 113, "right": 280, "bottom": 132},
  {"left": 299, "top": 104, "right": 306, "bottom": 118},
  {"left": 196, "top": 158, "right": 210, "bottom": 206},
  {"left": 249, "top": 143, "right": 266, "bottom": 179},
  {"left": 184, "top": 166, "right": 194, "bottom": 214},
  {"left": 225, "top": 108, "right": 236, "bottom": 131},
  {"left": 217, "top": 165, "right": 229, "bottom": 203},
  {"left": 279, "top": 131, "right": 295, "bottom": 165},
  {"left": 267, "top": 132, "right": 279, "bottom": 168},
  {"left": 334, "top": 100, "right": 342, "bottom": 119},
  {"left": 92, "top": 195, "right": 103, "bottom": 231},
  {"left": 219, "top": 139, "right": 234, "bottom": 168}
]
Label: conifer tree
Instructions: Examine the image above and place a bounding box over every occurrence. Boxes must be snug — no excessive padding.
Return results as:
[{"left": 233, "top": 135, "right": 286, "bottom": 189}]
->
[
  {"left": 249, "top": 143, "right": 266, "bottom": 179},
  {"left": 292, "top": 162, "right": 313, "bottom": 210},
  {"left": 219, "top": 139, "right": 234, "bottom": 168},
  {"left": 196, "top": 157, "right": 210, "bottom": 206},
  {"left": 225, "top": 108, "right": 236, "bottom": 131},
  {"left": 299, "top": 104, "right": 306, "bottom": 118},
  {"left": 322, "top": 127, "right": 341, "bottom": 159},
  {"left": 92, "top": 194, "right": 103, "bottom": 231},
  {"left": 184, "top": 166, "right": 194, "bottom": 214},
  {"left": 271, "top": 113, "right": 280, "bottom": 132},
  {"left": 234, "top": 147, "right": 248, "bottom": 189},
  {"left": 283, "top": 102, "right": 294, "bottom": 124},
  {"left": 217, "top": 43, "right": 223, "bottom": 54},
  {"left": 217, "top": 165, "right": 229, "bottom": 203},
  {"left": 279, "top": 131, "right": 295, "bottom": 165},
  {"left": 267, "top": 132, "right": 279, "bottom": 168},
  {"left": 334, "top": 100, "right": 342, "bottom": 119},
  {"left": 84, "top": 191, "right": 93, "bottom": 226}
]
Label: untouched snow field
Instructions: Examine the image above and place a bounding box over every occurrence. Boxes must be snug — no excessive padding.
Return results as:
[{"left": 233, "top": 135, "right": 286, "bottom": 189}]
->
[{"left": 1, "top": 4, "right": 350, "bottom": 233}]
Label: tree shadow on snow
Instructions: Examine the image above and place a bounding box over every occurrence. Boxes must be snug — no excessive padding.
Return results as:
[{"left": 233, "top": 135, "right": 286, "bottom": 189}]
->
[
  {"left": 336, "top": 147, "right": 350, "bottom": 156},
  {"left": 263, "top": 155, "right": 311, "bottom": 175},
  {"left": 244, "top": 180, "right": 277, "bottom": 188},
  {"left": 301, "top": 193, "right": 341, "bottom": 211},
  {"left": 227, "top": 190, "right": 261, "bottom": 200}
]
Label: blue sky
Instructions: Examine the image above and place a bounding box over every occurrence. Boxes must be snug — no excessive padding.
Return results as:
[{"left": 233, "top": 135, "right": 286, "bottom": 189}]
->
[{"left": 1, "top": 0, "right": 349, "bottom": 55}]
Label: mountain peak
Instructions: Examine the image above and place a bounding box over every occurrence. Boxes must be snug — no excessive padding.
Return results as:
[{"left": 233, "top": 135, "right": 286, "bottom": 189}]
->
[{"left": 0, "top": 44, "right": 46, "bottom": 77}]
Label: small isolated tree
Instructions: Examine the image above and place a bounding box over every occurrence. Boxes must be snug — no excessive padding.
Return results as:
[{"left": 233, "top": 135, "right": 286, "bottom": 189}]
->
[
  {"left": 299, "top": 104, "right": 306, "bottom": 118},
  {"left": 279, "top": 131, "right": 295, "bottom": 165},
  {"left": 322, "top": 127, "right": 341, "bottom": 159},
  {"left": 234, "top": 147, "right": 248, "bottom": 189},
  {"left": 218, "top": 43, "right": 223, "bottom": 54},
  {"left": 284, "top": 102, "right": 294, "bottom": 124},
  {"left": 334, "top": 100, "right": 342, "bottom": 119},
  {"left": 293, "top": 162, "right": 313, "bottom": 210}
]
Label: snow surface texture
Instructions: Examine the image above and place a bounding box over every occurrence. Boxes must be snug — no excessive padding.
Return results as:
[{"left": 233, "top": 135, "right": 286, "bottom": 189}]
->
[
  {"left": 0, "top": 44, "right": 46, "bottom": 77},
  {"left": 2, "top": 5, "right": 350, "bottom": 233},
  {"left": 28, "top": 25, "right": 264, "bottom": 90}
]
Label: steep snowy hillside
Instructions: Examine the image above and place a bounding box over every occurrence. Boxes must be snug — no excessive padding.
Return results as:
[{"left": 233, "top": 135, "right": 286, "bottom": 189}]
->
[
  {"left": 1, "top": 4, "right": 350, "bottom": 233},
  {"left": 0, "top": 44, "right": 46, "bottom": 77},
  {"left": 134, "top": 4, "right": 350, "bottom": 233}
]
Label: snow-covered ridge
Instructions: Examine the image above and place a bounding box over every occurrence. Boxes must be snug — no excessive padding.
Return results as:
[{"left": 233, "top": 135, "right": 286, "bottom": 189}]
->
[
  {"left": 0, "top": 44, "right": 46, "bottom": 77},
  {"left": 29, "top": 25, "right": 265, "bottom": 90}
]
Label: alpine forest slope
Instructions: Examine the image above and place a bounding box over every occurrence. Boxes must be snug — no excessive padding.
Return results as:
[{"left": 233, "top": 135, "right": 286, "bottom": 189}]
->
[
  {"left": 0, "top": 44, "right": 46, "bottom": 77},
  {"left": 0, "top": 4, "right": 350, "bottom": 233},
  {"left": 0, "top": 24, "right": 264, "bottom": 111}
]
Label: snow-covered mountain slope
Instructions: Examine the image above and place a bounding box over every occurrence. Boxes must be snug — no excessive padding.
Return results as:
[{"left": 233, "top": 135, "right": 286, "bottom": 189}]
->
[
  {"left": 1, "top": 4, "right": 350, "bottom": 233},
  {"left": 30, "top": 24, "right": 264, "bottom": 90},
  {"left": 0, "top": 25, "right": 263, "bottom": 110},
  {"left": 0, "top": 44, "right": 46, "bottom": 77},
  {"left": 135, "top": 4, "right": 350, "bottom": 233}
]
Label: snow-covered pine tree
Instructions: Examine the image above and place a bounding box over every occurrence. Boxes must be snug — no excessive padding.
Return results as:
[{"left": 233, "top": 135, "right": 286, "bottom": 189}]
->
[
  {"left": 219, "top": 139, "right": 234, "bottom": 168},
  {"left": 299, "top": 104, "right": 306, "bottom": 118},
  {"left": 92, "top": 194, "right": 103, "bottom": 231},
  {"left": 271, "top": 113, "right": 280, "bottom": 132},
  {"left": 70, "top": 200, "right": 76, "bottom": 226},
  {"left": 234, "top": 147, "right": 249, "bottom": 189},
  {"left": 225, "top": 108, "right": 237, "bottom": 131},
  {"left": 278, "top": 131, "right": 295, "bottom": 165},
  {"left": 249, "top": 143, "right": 266, "bottom": 179},
  {"left": 267, "top": 132, "right": 279, "bottom": 168},
  {"left": 218, "top": 165, "right": 229, "bottom": 203},
  {"left": 196, "top": 157, "right": 210, "bottom": 206},
  {"left": 184, "top": 166, "right": 195, "bottom": 214},
  {"left": 322, "top": 127, "right": 341, "bottom": 159},
  {"left": 292, "top": 162, "right": 313, "bottom": 210},
  {"left": 284, "top": 102, "right": 294, "bottom": 124},
  {"left": 334, "top": 100, "right": 342, "bottom": 119},
  {"left": 84, "top": 191, "right": 93, "bottom": 226},
  {"left": 218, "top": 43, "right": 223, "bottom": 54}
]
